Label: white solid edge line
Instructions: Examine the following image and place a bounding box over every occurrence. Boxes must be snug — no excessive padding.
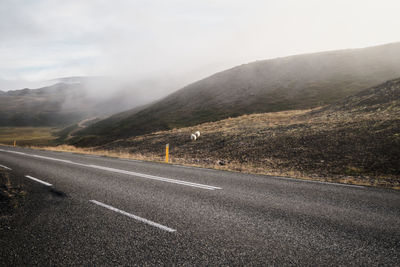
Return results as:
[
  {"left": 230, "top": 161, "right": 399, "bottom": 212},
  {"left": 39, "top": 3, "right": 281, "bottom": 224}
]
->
[
  {"left": 25, "top": 175, "right": 52, "bottom": 186},
  {"left": 0, "top": 148, "right": 221, "bottom": 190},
  {"left": 31, "top": 154, "right": 73, "bottom": 164},
  {"left": 86, "top": 164, "right": 222, "bottom": 190},
  {"left": 0, "top": 164, "right": 11, "bottom": 170},
  {"left": 90, "top": 200, "right": 176, "bottom": 233},
  {"left": 0, "top": 147, "right": 364, "bottom": 189},
  {"left": 0, "top": 149, "right": 26, "bottom": 156}
]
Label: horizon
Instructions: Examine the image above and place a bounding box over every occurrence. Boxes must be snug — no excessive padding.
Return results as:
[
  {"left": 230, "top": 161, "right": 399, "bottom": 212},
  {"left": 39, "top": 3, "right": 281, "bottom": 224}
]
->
[{"left": 1, "top": 41, "right": 399, "bottom": 93}]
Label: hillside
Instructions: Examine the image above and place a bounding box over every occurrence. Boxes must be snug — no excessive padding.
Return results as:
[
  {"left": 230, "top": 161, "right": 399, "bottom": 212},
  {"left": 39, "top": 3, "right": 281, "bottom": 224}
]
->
[
  {"left": 66, "top": 78, "right": 397, "bottom": 188},
  {"left": 73, "top": 42, "right": 400, "bottom": 146}
]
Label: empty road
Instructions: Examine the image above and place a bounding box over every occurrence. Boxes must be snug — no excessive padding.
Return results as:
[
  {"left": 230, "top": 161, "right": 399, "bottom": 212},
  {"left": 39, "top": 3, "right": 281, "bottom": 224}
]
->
[{"left": 0, "top": 145, "right": 399, "bottom": 266}]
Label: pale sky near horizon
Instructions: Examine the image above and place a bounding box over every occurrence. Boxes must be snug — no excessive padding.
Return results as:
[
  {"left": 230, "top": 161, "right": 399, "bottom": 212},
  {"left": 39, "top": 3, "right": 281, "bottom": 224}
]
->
[{"left": 1, "top": 0, "right": 400, "bottom": 91}]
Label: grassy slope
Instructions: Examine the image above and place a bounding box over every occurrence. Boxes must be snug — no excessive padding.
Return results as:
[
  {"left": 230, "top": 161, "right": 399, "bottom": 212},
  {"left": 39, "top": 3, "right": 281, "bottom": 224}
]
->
[
  {"left": 73, "top": 42, "right": 400, "bottom": 145},
  {"left": 0, "top": 127, "right": 57, "bottom": 146}
]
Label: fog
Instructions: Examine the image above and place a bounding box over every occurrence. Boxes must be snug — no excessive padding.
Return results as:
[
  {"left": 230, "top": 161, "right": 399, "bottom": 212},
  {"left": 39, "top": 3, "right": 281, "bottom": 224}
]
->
[
  {"left": 59, "top": 76, "right": 184, "bottom": 116},
  {"left": 1, "top": 0, "right": 400, "bottom": 107}
]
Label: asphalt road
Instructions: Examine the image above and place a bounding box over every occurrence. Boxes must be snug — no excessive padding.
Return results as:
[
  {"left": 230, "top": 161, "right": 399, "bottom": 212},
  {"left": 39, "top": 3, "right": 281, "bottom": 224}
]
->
[{"left": 0, "top": 145, "right": 399, "bottom": 266}]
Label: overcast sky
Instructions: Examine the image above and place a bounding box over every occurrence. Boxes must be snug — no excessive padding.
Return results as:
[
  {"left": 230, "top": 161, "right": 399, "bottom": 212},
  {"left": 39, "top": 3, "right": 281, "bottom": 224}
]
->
[{"left": 1, "top": 0, "right": 400, "bottom": 91}]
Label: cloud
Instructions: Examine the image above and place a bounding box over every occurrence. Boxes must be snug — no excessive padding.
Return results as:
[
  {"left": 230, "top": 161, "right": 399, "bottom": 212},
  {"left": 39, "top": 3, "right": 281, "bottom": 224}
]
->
[{"left": 0, "top": 0, "right": 400, "bottom": 91}]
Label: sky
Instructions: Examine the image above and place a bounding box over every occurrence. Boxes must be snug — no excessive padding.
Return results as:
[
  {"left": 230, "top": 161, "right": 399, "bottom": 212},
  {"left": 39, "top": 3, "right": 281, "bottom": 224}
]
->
[{"left": 1, "top": 0, "right": 400, "bottom": 91}]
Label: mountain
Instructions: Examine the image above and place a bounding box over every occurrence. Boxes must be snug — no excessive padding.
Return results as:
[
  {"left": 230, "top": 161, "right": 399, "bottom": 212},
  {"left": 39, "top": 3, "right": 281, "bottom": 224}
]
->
[
  {"left": 72, "top": 42, "right": 400, "bottom": 146},
  {"left": 0, "top": 83, "right": 84, "bottom": 126},
  {"left": 0, "top": 77, "right": 173, "bottom": 127}
]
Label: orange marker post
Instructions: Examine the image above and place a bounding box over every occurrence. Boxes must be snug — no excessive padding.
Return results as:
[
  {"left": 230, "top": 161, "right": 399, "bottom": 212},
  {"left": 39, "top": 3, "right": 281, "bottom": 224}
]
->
[{"left": 165, "top": 144, "right": 169, "bottom": 163}]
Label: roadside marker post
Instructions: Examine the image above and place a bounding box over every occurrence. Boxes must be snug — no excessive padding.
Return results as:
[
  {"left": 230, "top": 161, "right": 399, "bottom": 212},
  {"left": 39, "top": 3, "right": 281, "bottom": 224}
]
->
[
  {"left": 13, "top": 140, "right": 16, "bottom": 147},
  {"left": 165, "top": 144, "right": 169, "bottom": 163}
]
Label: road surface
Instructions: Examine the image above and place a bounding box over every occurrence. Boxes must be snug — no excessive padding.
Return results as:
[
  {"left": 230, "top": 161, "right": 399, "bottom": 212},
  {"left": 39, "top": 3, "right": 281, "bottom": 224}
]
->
[{"left": 0, "top": 145, "right": 399, "bottom": 265}]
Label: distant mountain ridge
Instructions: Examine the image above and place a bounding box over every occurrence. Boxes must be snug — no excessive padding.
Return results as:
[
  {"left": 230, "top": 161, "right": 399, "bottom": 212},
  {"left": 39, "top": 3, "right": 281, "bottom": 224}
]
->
[
  {"left": 0, "top": 83, "right": 82, "bottom": 126},
  {"left": 72, "top": 42, "right": 400, "bottom": 146},
  {"left": 0, "top": 78, "right": 166, "bottom": 127}
]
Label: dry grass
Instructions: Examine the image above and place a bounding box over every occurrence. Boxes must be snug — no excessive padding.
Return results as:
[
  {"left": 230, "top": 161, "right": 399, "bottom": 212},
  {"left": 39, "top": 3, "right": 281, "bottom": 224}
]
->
[
  {"left": 164, "top": 109, "right": 315, "bottom": 136},
  {"left": 30, "top": 145, "right": 164, "bottom": 162},
  {"left": 0, "top": 127, "right": 57, "bottom": 146}
]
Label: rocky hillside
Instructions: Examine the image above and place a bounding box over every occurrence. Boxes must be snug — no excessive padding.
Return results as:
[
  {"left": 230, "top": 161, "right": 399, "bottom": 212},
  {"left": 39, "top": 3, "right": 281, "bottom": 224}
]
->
[
  {"left": 86, "top": 77, "right": 400, "bottom": 188},
  {"left": 328, "top": 78, "right": 400, "bottom": 112}
]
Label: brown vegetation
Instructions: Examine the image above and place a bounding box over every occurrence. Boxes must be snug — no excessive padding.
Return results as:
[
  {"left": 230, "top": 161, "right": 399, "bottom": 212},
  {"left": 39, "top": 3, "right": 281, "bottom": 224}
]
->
[
  {"left": 0, "top": 170, "right": 25, "bottom": 216},
  {"left": 0, "top": 127, "right": 57, "bottom": 146}
]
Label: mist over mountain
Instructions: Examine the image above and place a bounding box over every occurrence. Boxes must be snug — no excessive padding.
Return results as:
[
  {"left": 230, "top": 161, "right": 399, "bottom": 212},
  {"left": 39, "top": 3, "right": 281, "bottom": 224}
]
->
[
  {"left": 72, "top": 42, "right": 400, "bottom": 145},
  {"left": 0, "top": 77, "right": 174, "bottom": 126}
]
